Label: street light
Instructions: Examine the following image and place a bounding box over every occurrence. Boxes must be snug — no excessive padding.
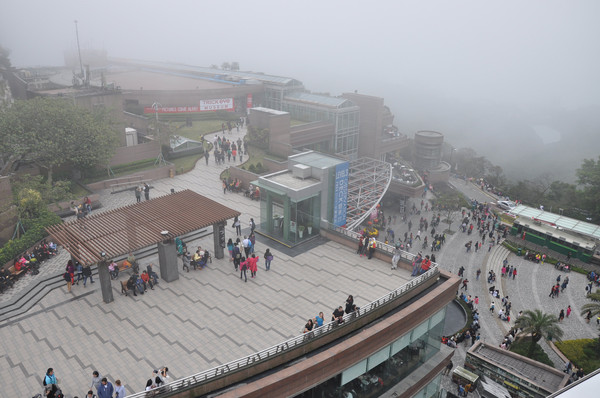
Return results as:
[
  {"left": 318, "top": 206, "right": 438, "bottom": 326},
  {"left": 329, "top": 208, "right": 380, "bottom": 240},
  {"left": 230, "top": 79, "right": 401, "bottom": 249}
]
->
[{"left": 152, "top": 102, "right": 167, "bottom": 166}]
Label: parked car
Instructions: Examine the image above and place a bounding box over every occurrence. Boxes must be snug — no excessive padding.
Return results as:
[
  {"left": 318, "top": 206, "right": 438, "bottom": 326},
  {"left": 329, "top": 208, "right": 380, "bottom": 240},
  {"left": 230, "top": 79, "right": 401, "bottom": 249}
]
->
[{"left": 496, "top": 200, "right": 516, "bottom": 211}]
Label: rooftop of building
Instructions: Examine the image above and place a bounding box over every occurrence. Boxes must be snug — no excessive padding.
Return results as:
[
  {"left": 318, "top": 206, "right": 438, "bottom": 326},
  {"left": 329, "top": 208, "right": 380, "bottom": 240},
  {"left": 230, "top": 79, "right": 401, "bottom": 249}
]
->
[
  {"left": 510, "top": 204, "right": 600, "bottom": 242},
  {"left": 284, "top": 91, "right": 357, "bottom": 109},
  {"left": 104, "top": 69, "right": 233, "bottom": 91},
  {"left": 109, "top": 57, "right": 303, "bottom": 87},
  {"left": 469, "top": 342, "right": 567, "bottom": 393}
]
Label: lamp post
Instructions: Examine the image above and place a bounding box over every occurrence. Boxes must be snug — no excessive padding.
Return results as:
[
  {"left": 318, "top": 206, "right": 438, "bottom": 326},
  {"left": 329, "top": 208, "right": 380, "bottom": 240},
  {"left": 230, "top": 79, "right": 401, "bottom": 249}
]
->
[
  {"left": 74, "top": 20, "right": 84, "bottom": 79},
  {"left": 152, "top": 102, "right": 167, "bottom": 166}
]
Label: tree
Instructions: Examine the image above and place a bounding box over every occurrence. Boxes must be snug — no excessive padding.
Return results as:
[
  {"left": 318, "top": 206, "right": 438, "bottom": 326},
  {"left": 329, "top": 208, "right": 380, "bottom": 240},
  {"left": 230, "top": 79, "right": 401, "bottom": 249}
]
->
[
  {"left": 221, "top": 62, "right": 230, "bottom": 70},
  {"left": 230, "top": 61, "right": 240, "bottom": 71},
  {"left": 433, "top": 192, "right": 462, "bottom": 232},
  {"left": 576, "top": 157, "right": 600, "bottom": 221},
  {"left": 514, "top": 309, "right": 564, "bottom": 356},
  {"left": 0, "top": 44, "right": 11, "bottom": 70},
  {"left": 0, "top": 97, "right": 120, "bottom": 184}
]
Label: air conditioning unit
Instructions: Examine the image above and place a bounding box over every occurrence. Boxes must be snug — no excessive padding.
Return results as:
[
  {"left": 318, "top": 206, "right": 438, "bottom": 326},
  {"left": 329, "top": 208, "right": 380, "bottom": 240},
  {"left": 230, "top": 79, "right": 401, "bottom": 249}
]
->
[{"left": 292, "top": 164, "right": 311, "bottom": 179}]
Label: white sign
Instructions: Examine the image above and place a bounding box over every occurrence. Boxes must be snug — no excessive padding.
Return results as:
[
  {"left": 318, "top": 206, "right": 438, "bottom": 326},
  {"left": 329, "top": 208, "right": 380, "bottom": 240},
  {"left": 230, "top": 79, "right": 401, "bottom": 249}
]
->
[{"left": 199, "top": 98, "right": 234, "bottom": 111}]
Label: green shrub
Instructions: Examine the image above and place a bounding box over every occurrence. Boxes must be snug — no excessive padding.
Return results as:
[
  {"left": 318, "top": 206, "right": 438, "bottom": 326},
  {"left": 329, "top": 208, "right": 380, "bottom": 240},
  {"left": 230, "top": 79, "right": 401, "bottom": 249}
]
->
[
  {"left": 509, "top": 338, "right": 553, "bottom": 367},
  {"left": 0, "top": 209, "right": 62, "bottom": 266},
  {"left": 248, "top": 164, "right": 256, "bottom": 173},
  {"left": 556, "top": 339, "right": 600, "bottom": 374}
]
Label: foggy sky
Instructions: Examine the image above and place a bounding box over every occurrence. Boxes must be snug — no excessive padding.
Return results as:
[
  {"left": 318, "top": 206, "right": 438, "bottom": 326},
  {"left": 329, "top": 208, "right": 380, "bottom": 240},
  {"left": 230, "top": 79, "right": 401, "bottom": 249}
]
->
[{"left": 2, "top": 0, "right": 599, "bottom": 110}]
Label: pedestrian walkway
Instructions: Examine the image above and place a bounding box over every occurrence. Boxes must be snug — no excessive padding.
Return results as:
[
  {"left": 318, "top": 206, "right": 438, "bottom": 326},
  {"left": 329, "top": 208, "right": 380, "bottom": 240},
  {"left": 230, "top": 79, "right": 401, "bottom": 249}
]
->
[{"left": 0, "top": 125, "right": 416, "bottom": 398}]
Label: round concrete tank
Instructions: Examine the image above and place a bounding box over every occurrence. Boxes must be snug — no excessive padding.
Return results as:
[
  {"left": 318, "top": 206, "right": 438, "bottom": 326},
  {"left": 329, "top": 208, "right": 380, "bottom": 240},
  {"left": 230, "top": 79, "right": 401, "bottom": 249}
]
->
[{"left": 414, "top": 130, "right": 444, "bottom": 170}]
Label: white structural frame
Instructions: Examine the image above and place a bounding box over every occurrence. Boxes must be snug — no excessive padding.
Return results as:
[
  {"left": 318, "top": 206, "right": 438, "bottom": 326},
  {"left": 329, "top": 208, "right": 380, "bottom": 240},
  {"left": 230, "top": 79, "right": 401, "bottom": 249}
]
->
[{"left": 345, "top": 157, "right": 393, "bottom": 230}]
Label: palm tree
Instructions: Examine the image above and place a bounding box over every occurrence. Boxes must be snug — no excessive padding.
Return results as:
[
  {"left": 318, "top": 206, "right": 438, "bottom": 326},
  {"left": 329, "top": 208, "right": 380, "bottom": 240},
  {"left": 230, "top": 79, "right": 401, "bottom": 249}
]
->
[
  {"left": 581, "top": 291, "right": 600, "bottom": 320},
  {"left": 514, "top": 309, "right": 564, "bottom": 356}
]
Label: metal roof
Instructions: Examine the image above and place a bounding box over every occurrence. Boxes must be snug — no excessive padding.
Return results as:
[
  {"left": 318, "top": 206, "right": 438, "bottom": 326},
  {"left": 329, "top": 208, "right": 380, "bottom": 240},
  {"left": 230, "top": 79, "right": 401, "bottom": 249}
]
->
[
  {"left": 108, "top": 58, "right": 303, "bottom": 86},
  {"left": 509, "top": 205, "right": 600, "bottom": 240},
  {"left": 46, "top": 190, "right": 240, "bottom": 265},
  {"left": 284, "top": 91, "right": 355, "bottom": 108}
]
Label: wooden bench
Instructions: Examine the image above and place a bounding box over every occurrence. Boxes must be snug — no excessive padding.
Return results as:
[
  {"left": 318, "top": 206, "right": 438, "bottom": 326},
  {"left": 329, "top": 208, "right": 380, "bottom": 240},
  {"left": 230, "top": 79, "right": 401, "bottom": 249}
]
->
[{"left": 8, "top": 265, "right": 25, "bottom": 279}]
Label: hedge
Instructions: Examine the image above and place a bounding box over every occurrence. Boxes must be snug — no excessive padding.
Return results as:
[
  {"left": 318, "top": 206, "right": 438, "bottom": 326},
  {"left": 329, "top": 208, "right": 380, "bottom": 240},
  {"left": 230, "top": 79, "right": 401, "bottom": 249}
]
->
[
  {"left": 0, "top": 210, "right": 62, "bottom": 267},
  {"left": 555, "top": 339, "right": 600, "bottom": 374}
]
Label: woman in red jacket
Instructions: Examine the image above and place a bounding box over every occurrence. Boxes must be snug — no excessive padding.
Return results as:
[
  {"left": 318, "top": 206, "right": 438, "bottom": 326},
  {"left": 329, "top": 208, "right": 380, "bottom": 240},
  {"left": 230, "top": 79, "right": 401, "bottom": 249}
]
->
[{"left": 247, "top": 254, "right": 260, "bottom": 278}]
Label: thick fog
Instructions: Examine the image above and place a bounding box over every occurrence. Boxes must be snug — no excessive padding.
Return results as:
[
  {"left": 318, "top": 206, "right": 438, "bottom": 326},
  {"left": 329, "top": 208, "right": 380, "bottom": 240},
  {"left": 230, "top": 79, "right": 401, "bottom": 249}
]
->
[{"left": 2, "top": 0, "right": 599, "bottom": 181}]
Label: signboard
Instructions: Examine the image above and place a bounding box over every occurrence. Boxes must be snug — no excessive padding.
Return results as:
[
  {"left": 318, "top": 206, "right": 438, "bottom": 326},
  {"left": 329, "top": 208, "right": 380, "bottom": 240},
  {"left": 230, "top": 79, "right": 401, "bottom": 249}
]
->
[
  {"left": 199, "top": 98, "right": 234, "bottom": 111},
  {"left": 144, "top": 106, "right": 202, "bottom": 114},
  {"left": 143, "top": 98, "right": 234, "bottom": 114},
  {"left": 246, "top": 93, "right": 253, "bottom": 109},
  {"left": 333, "top": 162, "right": 349, "bottom": 227}
]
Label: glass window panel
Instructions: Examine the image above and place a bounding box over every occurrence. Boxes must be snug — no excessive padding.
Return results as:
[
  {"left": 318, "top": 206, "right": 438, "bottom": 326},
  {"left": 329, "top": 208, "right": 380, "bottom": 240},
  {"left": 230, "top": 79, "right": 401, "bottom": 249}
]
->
[
  {"left": 411, "top": 320, "right": 429, "bottom": 341},
  {"left": 391, "top": 333, "right": 410, "bottom": 355},
  {"left": 341, "top": 358, "right": 367, "bottom": 386},
  {"left": 367, "top": 345, "right": 390, "bottom": 371},
  {"left": 429, "top": 307, "right": 446, "bottom": 328}
]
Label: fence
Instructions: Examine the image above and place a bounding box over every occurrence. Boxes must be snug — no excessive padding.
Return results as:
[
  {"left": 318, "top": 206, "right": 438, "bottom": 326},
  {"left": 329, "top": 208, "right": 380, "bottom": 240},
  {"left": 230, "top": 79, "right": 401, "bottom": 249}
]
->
[{"left": 124, "top": 239, "right": 439, "bottom": 397}]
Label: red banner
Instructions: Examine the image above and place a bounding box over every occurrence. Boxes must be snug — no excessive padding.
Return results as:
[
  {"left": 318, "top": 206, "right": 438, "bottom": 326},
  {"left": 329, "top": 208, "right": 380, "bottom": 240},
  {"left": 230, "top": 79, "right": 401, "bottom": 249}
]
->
[
  {"left": 246, "top": 93, "right": 253, "bottom": 109},
  {"left": 143, "top": 98, "right": 234, "bottom": 114}
]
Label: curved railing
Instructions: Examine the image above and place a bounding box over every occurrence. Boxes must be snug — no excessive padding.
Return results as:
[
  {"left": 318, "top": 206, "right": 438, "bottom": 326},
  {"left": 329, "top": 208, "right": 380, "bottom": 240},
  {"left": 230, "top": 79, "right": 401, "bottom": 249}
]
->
[{"left": 124, "top": 232, "right": 439, "bottom": 397}]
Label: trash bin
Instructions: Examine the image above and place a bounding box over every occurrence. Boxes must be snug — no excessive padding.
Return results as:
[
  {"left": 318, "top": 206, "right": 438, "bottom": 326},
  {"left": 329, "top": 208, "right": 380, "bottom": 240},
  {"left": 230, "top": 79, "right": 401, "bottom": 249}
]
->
[{"left": 517, "top": 248, "right": 522, "bottom": 256}]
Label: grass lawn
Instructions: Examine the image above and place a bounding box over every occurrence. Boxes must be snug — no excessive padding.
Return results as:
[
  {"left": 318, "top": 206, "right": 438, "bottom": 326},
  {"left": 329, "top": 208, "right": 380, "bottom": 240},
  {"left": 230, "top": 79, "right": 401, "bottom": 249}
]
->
[
  {"left": 555, "top": 339, "right": 600, "bottom": 374},
  {"left": 220, "top": 144, "right": 268, "bottom": 181},
  {"left": 176, "top": 120, "right": 231, "bottom": 141},
  {"left": 171, "top": 153, "right": 203, "bottom": 175}
]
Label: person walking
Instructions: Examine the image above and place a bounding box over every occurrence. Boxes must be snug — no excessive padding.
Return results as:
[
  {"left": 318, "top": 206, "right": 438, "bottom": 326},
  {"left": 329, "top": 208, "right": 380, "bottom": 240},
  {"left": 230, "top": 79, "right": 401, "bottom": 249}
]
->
[
  {"left": 367, "top": 237, "right": 376, "bottom": 259},
  {"left": 135, "top": 186, "right": 142, "bottom": 203},
  {"left": 97, "top": 377, "right": 114, "bottom": 398},
  {"left": 264, "top": 249, "right": 273, "bottom": 271},
  {"left": 566, "top": 305, "right": 572, "bottom": 318},
  {"left": 239, "top": 256, "right": 248, "bottom": 282},
  {"left": 114, "top": 379, "right": 126, "bottom": 398},
  {"left": 82, "top": 265, "right": 94, "bottom": 286},
  {"left": 559, "top": 309, "right": 565, "bottom": 322},
  {"left": 233, "top": 216, "right": 242, "bottom": 236},
  {"left": 248, "top": 254, "right": 259, "bottom": 278},
  {"left": 143, "top": 183, "right": 150, "bottom": 201},
  {"left": 90, "top": 370, "right": 102, "bottom": 394}
]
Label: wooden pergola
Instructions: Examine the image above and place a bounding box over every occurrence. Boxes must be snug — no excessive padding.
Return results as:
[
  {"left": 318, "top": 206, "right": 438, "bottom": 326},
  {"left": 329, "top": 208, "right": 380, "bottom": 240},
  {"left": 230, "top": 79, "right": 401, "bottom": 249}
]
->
[{"left": 47, "top": 189, "right": 241, "bottom": 266}]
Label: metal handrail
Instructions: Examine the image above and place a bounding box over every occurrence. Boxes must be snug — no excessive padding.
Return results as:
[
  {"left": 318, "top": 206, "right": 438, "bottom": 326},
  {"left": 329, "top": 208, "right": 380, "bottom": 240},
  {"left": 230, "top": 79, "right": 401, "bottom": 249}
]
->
[{"left": 124, "top": 230, "right": 439, "bottom": 397}]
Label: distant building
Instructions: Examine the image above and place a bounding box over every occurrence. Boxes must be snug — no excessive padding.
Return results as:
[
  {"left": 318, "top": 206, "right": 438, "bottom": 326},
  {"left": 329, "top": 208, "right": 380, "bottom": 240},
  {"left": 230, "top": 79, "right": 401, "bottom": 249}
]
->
[{"left": 465, "top": 341, "right": 569, "bottom": 398}]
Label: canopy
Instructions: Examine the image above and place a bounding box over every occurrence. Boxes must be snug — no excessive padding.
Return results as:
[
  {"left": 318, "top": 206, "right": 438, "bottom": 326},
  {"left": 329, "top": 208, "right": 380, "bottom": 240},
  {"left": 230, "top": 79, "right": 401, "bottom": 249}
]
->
[{"left": 47, "top": 189, "right": 240, "bottom": 265}]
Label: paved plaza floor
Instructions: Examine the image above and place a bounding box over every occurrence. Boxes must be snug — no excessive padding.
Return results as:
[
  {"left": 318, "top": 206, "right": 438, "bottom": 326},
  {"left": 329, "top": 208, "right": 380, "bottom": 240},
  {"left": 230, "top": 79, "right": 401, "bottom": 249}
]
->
[
  {"left": 2, "top": 126, "right": 598, "bottom": 397},
  {"left": 0, "top": 127, "right": 416, "bottom": 397}
]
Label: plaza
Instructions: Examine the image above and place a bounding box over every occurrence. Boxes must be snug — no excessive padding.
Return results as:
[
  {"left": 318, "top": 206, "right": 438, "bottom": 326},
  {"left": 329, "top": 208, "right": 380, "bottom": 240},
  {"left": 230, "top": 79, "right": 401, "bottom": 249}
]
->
[{"left": 1, "top": 124, "right": 598, "bottom": 397}]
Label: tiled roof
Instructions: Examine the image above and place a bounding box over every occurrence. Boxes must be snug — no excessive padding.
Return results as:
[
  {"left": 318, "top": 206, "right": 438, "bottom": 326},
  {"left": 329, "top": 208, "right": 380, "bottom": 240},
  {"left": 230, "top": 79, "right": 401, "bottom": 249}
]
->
[{"left": 46, "top": 189, "right": 240, "bottom": 265}]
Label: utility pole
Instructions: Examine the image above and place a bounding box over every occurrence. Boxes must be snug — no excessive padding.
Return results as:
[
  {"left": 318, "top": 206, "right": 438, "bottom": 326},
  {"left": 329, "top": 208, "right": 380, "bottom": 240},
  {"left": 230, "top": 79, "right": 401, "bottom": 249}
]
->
[{"left": 74, "top": 20, "right": 84, "bottom": 78}]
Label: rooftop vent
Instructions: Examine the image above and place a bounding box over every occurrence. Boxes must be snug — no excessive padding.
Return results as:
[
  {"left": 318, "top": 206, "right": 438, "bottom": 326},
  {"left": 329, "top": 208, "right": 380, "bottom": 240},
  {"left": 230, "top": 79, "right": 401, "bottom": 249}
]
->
[{"left": 292, "top": 164, "right": 311, "bottom": 179}]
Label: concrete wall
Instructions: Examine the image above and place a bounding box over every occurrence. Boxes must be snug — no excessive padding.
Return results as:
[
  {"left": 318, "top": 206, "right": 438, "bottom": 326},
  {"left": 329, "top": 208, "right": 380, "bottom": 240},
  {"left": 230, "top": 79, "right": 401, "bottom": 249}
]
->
[
  {"left": 0, "top": 205, "right": 18, "bottom": 246},
  {"left": 108, "top": 141, "right": 162, "bottom": 167},
  {"left": 228, "top": 167, "right": 260, "bottom": 190},
  {"left": 86, "top": 164, "right": 175, "bottom": 191}
]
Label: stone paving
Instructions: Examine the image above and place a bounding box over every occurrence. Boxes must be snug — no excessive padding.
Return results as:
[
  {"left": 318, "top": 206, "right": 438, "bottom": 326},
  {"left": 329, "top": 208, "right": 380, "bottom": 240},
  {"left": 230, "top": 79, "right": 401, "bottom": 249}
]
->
[
  {"left": 2, "top": 129, "right": 599, "bottom": 397},
  {"left": 0, "top": 126, "right": 416, "bottom": 397}
]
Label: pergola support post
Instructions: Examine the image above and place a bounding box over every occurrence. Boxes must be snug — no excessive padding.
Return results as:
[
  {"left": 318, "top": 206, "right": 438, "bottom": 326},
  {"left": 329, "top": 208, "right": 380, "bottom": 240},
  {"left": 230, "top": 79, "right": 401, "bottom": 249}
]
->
[
  {"left": 158, "top": 241, "right": 179, "bottom": 282},
  {"left": 97, "top": 259, "right": 114, "bottom": 304},
  {"left": 213, "top": 222, "right": 226, "bottom": 259}
]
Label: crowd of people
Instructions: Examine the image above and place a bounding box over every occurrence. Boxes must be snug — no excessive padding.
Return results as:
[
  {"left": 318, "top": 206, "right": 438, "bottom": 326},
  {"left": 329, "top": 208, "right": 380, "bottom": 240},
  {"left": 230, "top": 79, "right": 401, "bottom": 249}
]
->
[
  {"left": 303, "top": 295, "right": 359, "bottom": 336},
  {"left": 42, "top": 366, "right": 172, "bottom": 398}
]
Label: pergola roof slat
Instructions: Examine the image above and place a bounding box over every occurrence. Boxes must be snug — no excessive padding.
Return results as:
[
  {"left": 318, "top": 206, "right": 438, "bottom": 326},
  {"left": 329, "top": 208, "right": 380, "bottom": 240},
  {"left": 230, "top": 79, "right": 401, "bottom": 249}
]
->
[{"left": 46, "top": 190, "right": 240, "bottom": 265}]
